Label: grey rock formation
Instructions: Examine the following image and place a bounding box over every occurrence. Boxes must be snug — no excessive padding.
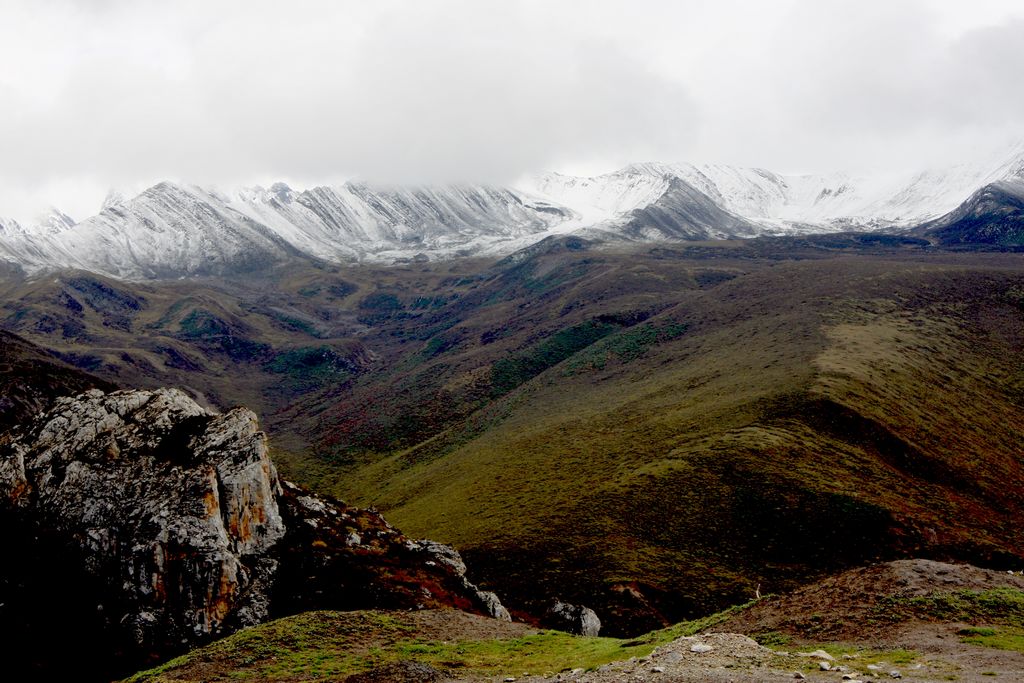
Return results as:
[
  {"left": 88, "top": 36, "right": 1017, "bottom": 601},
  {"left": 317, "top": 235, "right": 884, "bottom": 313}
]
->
[
  {"left": 404, "top": 538, "right": 469, "bottom": 575},
  {"left": 0, "top": 387, "right": 510, "bottom": 678},
  {"left": 475, "top": 589, "right": 513, "bottom": 622},
  {"left": 0, "top": 388, "right": 285, "bottom": 647},
  {"left": 404, "top": 538, "right": 512, "bottom": 621},
  {"left": 546, "top": 599, "right": 601, "bottom": 636}
]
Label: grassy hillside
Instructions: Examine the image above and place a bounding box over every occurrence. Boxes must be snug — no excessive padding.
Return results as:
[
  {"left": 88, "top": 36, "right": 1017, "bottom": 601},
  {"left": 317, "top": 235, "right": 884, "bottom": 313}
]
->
[
  {"left": 0, "top": 329, "right": 114, "bottom": 432},
  {"left": 312, "top": 250, "right": 1024, "bottom": 633},
  {"left": 125, "top": 606, "right": 750, "bottom": 683},
  {"left": 125, "top": 560, "right": 1024, "bottom": 682},
  {"left": 3, "top": 241, "right": 1023, "bottom": 634}
]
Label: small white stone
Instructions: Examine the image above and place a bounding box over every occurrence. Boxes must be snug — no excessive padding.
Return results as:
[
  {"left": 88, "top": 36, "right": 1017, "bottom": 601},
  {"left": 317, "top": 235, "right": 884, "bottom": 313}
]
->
[{"left": 690, "top": 642, "right": 714, "bottom": 653}]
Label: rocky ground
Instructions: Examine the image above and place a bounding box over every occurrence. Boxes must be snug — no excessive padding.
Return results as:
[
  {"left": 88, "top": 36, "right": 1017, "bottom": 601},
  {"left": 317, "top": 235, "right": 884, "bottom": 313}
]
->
[
  {"left": 442, "top": 628, "right": 1021, "bottom": 683},
  {"left": 343, "top": 624, "right": 1022, "bottom": 683},
  {"left": 498, "top": 560, "right": 1024, "bottom": 683},
  {"left": 513, "top": 629, "right": 1022, "bottom": 683},
  {"left": 336, "top": 560, "right": 1024, "bottom": 683},
  {"left": 494, "top": 633, "right": 790, "bottom": 683}
]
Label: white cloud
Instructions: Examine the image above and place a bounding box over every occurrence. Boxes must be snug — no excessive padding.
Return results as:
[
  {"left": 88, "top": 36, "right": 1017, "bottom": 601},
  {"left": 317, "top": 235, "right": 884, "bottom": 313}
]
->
[{"left": 0, "top": 0, "right": 1021, "bottom": 221}]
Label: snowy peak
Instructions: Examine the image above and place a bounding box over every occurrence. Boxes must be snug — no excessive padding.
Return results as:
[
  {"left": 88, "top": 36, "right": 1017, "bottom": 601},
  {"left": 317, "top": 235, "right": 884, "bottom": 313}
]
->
[
  {"left": 529, "top": 167, "right": 672, "bottom": 221},
  {"left": 269, "top": 182, "right": 296, "bottom": 204},
  {"left": 0, "top": 179, "right": 579, "bottom": 278},
  {"left": 615, "top": 175, "right": 758, "bottom": 241},
  {"left": 530, "top": 143, "right": 1024, "bottom": 234},
  {"left": 921, "top": 178, "right": 1024, "bottom": 246},
  {"left": 35, "top": 208, "right": 76, "bottom": 234},
  {"left": 11, "top": 181, "right": 303, "bottom": 279},
  {"left": 995, "top": 141, "right": 1024, "bottom": 181},
  {"left": 3, "top": 142, "right": 1024, "bottom": 279},
  {"left": 0, "top": 217, "right": 25, "bottom": 236},
  {"left": 101, "top": 188, "right": 128, "bottom": 211},
  {"left": 228, "top": 181, "right": 573, "bottom": 262}
]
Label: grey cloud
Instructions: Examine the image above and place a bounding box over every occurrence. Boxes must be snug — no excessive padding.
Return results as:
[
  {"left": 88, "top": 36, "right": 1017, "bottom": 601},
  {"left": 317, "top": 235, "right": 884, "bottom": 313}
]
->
[
  {"left": 0, "top": 0, "right": 1021, "bottom": 220},
  {"left": 0, "top": 0, "right": 697, "bottom": 198},
  {"left": 686, "top": 0, "right": 1024, "bottom": 172}
]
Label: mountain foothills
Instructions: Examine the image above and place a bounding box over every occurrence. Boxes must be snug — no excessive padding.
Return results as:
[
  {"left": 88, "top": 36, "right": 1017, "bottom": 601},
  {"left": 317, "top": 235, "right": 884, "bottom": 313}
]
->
[
  {"left": 0, "top": 145, "right": 1023, "bottom": 278},
  {"left": 2, "top": 234, "right": 1023, "bottom": 638},
  {"left": 1, "top": 149, "right": 1024, "bottom": 680}
]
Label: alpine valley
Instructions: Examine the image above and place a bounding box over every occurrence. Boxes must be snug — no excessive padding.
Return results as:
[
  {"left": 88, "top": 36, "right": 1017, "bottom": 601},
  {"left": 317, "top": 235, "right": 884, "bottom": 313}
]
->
[{"left": 3, "top": 150, "right": 1024, "bottom": 682}]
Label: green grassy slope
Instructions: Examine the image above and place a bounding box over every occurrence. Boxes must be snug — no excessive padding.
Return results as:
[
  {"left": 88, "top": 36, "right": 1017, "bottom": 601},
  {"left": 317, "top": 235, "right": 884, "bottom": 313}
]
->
[
  {"left": 125, "top": 564, "right": 1024, "bottom": 681},
  {"left": 0, "top": 329, "right": 114, "bottom": 431},
  {"left": 3, "top": 243, "right": 1023, "bottom": 635},
  {"left": 322, "top": 253, "right": 1024, "bottom": 633},
  {"left": 125, "top": 605, "right": 750, "bottom": 683}
]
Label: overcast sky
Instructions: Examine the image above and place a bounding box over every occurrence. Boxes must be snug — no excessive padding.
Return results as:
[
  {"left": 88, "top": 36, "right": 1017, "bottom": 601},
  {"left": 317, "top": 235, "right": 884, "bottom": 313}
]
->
[{"left": 2, "top": 0, "right": 1023, "bottom": 222}]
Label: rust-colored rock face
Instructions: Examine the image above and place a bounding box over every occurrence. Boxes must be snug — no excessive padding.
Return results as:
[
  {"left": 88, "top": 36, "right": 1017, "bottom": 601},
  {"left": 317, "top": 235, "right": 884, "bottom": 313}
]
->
[
  {"left": 0, "top": 388, "right": 286, "bottom": 649},
  {"left": 0, "top": 387, "right": 508, "bottom": 681}
]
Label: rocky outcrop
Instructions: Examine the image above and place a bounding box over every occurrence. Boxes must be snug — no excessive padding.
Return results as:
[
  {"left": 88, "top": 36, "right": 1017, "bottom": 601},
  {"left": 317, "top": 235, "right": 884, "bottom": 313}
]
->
[
  {"left": 403, "top": 539, "right": 512, "bottom": 621},
  {"left": 270, "top": 482, "right": 511, "bottom": 623},
  {"left": 0, "top": 388, "right": 285, "bottom": 650},
  {"left": 546, "top": 599, "right": 602, "bottom": 636},
  {"left": 0, "top": 387, "right": 508, "bottom": 680}
]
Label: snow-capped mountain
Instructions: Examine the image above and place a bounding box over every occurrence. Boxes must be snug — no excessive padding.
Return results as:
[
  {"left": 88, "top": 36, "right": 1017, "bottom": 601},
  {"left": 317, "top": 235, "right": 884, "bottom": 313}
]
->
[
  {"left": 2, "top": 143, "right": 1023, "bottom": 279},
  {"left": 918, "top": 180, "right": 1024, "bottom": 246},
  {"left": 0, "top": 181, "right": 573, "bottom": 279},
  {"left": 527, "top": 142, "right": 1024, "bottom": 234},
  {"left": 8, "top": 182, "right": 305, "bottom": 279},
  {"left": 227, "top": 182, "right": 572, "bottom": 263}
]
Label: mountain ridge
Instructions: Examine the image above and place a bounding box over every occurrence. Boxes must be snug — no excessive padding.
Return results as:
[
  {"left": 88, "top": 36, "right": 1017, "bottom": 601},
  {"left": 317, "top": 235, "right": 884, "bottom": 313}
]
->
[{"left": 4, "top": 145, "right": 1024, "bottom": 279}]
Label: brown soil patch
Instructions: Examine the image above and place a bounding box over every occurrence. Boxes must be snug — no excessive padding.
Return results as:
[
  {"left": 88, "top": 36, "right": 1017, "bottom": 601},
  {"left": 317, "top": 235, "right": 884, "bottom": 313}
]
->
[{"left": 718, "top": 559, "right": 1024, "bottom": 641}]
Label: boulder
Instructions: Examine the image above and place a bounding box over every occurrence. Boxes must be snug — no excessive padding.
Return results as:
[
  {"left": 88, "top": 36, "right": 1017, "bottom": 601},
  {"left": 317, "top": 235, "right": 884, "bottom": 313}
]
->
[
  {"left": 403, "top": 537, "right": 512, "bottom": 621},
  {"left": 546, "top": 599, "right": 601, "bottom": 636},
  {"left": 475, "top": 589, "right": 513, "bottom": 621}
]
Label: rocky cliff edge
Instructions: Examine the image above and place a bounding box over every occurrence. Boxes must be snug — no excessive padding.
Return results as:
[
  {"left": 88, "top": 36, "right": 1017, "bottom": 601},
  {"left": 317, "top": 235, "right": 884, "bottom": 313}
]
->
[{"left": 0, "top": 387, "right": 508, "bottom": 678}]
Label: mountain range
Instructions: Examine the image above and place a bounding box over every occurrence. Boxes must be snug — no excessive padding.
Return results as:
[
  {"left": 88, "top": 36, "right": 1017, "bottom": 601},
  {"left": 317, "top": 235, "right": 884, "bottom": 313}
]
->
[
  {"left": 3, "top": 144, "right": 1024, "bottom": 279},
  {"left": 2, "top": 146, "right": 1024, "bottom": 673},
  {"left": 3, "top": 234, "right": 1022, "bottom": 638}
]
